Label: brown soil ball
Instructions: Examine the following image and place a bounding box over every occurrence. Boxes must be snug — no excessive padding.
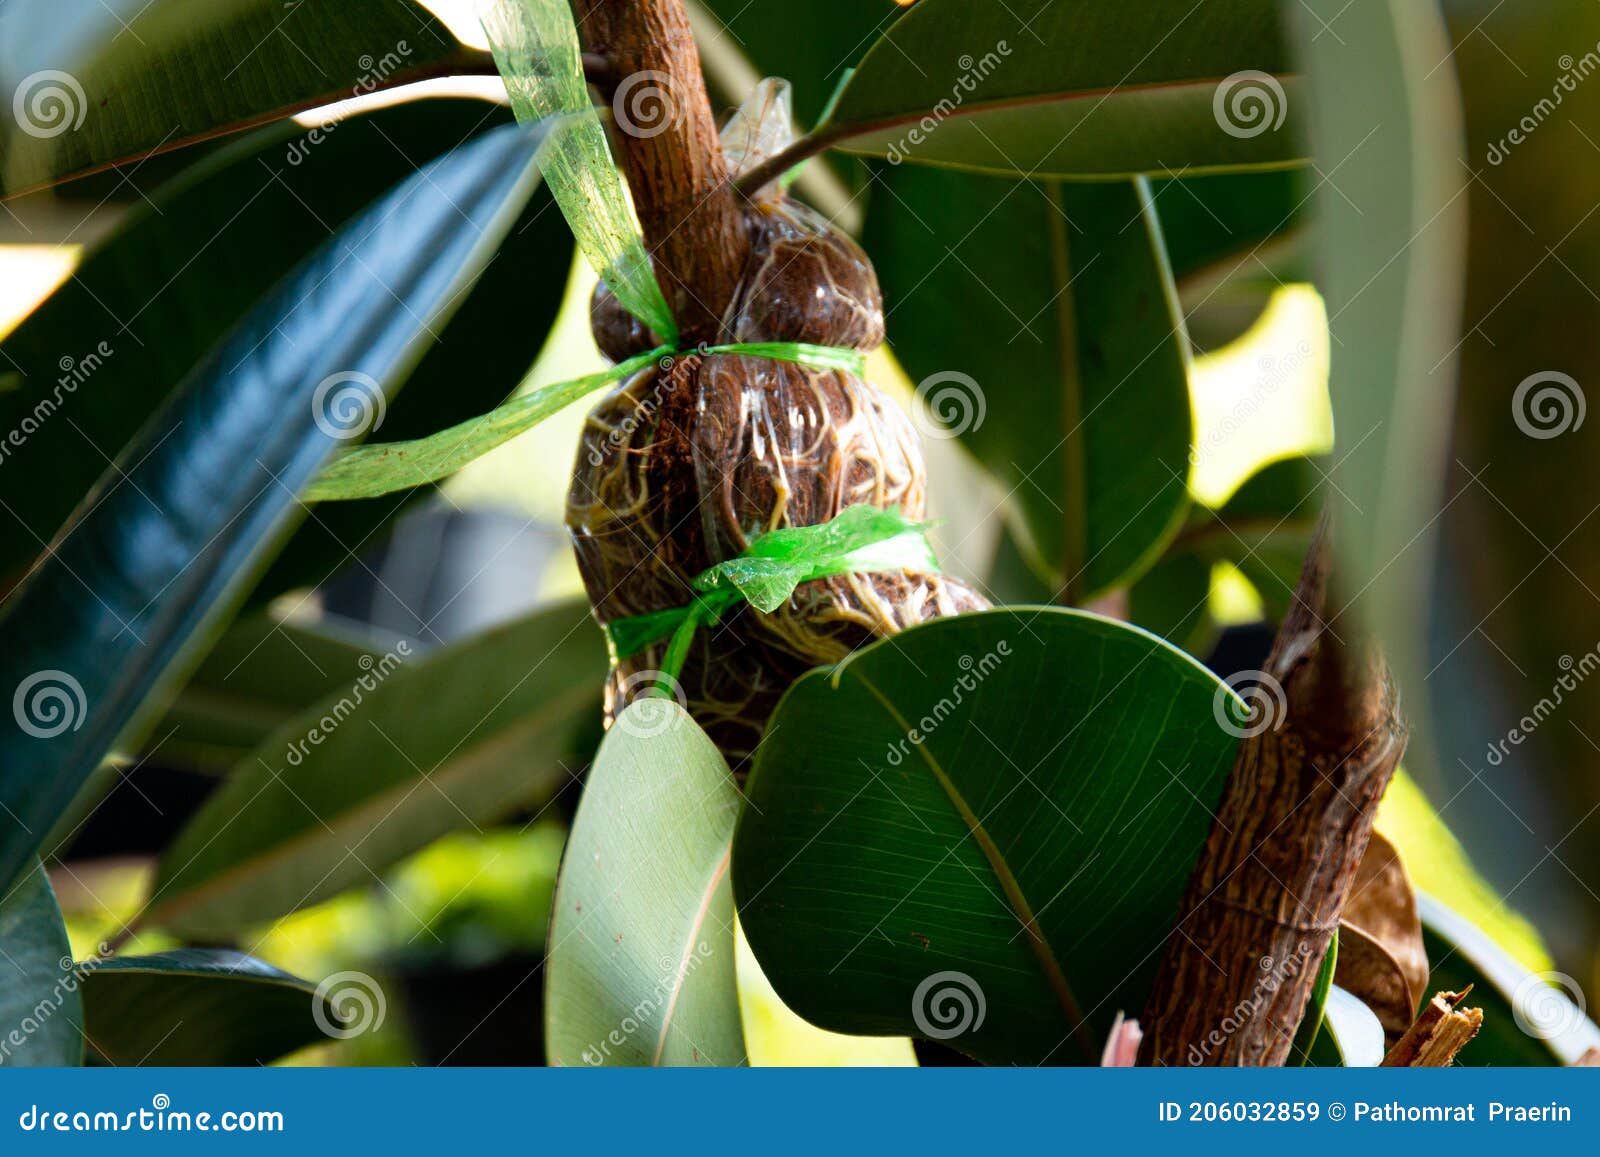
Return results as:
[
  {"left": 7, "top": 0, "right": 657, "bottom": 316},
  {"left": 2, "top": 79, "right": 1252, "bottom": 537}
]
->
[{"left": 568, "top": 195, "right": 988, "bottom": 764}]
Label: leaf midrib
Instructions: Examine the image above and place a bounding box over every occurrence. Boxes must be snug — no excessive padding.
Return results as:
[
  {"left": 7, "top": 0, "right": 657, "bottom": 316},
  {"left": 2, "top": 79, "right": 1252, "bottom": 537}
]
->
[
  {"left": 145, "top": 680, "right": 595, "bottom": 928},
  {"left": 846, "top": 666, "right": 1096, "bottom": 1060},
  {"left": 827, "top": 75, "right": 1306, "bottom": 148}
]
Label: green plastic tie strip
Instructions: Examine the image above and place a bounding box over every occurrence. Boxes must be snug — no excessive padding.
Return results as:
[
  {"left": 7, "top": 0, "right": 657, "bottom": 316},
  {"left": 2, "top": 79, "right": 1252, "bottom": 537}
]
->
[
  {"left": 306, "top": 342, "right": 868, "bottom": 502},
  {"left": 607, "top": 504, "right": 940, "bottom": 690},
  {"left": 479, "top": 0, "right": 677, "bottom": 343}
]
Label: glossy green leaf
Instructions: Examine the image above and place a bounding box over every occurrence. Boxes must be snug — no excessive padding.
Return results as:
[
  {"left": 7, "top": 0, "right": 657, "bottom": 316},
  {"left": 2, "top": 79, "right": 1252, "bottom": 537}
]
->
[
  {"left": 818, "top": 0, "right": 1304, "bottom": 178},
  {"left": 143, "top": 601, "right": 605, "bottom": 940},
  {"left": 0, "top": 98, "right": 572, "bottom": 602},
  {"left": 865, "top": 167, "right": 1191, "bottom": 600},
  {"left": 0, "top": 862, "right": 82, "bottom": 1066},
  {"left": 734, "top": 609, "right": 1238, "bottom": 1065},
  {"left": 78, "top": 950, "right": 336, "bottom": 1066},
  {"left": 546, "top": 700, "right": 746, "bottom": 1067},
  {"left": 0, "top": 122, "right": 550, "bottom": 893},
  {"left": 0, "top": 0, "right": 474, "bottom": 195},
  {"left": 1419, "top": 894, "right": 1600, "bottom": 1067},
  {"left": 155, "top": 613, "right": 402, "bottom": 769},
  {"left": 1290, "top": 934, "right": 1337, "bottom": 1065}
]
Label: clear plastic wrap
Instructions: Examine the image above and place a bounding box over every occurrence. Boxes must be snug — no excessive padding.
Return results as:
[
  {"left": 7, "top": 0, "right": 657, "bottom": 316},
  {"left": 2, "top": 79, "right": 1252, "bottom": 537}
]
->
[{"left": 568, "top": 81, "right": 988, "bottom": 761}]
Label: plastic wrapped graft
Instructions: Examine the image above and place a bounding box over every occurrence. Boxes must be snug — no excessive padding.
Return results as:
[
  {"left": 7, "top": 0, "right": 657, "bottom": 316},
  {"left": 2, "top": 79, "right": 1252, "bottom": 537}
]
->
[{"left": 568, "top": 82, "right": 988, "bottom": 763}]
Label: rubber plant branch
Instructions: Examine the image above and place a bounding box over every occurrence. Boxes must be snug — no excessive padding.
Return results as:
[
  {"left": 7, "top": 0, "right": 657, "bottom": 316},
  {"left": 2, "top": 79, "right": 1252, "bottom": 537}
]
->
[
  {"left": 1138, "top": 514, "right": 1410, "bottom": 1065},
  {"left": 570, "top": 0, "right": 751, "bottom": 343}
]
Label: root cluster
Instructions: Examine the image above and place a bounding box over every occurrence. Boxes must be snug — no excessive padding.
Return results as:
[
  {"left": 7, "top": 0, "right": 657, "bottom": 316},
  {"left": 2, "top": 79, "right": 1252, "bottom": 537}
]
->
[{"left": 568, "top": 195, "right": 987, "bottom": 762}]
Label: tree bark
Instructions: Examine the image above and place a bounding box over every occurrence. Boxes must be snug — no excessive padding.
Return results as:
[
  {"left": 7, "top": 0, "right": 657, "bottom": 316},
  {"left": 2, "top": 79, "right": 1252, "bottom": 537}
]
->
[
  {"left": 571, "top": 0, "right": 750, "bottom": 343},
  {"left": 1138, "top": 517, "right": 1409, "bottom": 1065}
]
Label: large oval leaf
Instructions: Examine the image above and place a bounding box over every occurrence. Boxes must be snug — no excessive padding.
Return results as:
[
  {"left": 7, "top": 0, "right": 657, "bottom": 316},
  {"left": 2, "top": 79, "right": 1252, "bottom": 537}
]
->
[
  {"left": 865, "top": 168, "right": 1192, "bottom": 599},
  {"left": 0, "top": 97, "right": 572, "bottom": 602},
  {"left": 733, "top": 608, "right": 1237, "bottom": 1065},
  {"left": 143, "top": 600, "right": 605, "bottom": 940},
  {"left": 0, "top": 0, "right": 474, "bottom": 195},
  {"left": 818, "top": 0, "right": 1304, "bottom": 178},
  {"left": 546, "top": 700, "right": 746, "bottom": 1067},
  {"left": 0, "top": 121, "right": 550, "bottom": 892},
  {"left": 79, "top": 949, "right": 335, "bottom": 1066},
  {"left": 0, "top": 862, "right": 82, "bottom": 1066}
]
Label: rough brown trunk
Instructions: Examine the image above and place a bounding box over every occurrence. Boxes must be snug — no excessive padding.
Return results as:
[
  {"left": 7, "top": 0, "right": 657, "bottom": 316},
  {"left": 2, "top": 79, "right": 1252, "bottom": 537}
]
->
[
  {"left": 571, "top": 0, "right": 750, "bottom": 342},
  {"left": 1138, "top": 517, "right": 1409, "bottom": 1065}
]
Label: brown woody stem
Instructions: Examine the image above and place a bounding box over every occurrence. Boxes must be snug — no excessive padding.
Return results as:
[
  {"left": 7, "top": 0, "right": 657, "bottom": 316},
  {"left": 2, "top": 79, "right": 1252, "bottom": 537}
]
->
[
  {"left": 570, "top": 0, "right": 750, "bottom": 343},
  {"left": 1380, "top": 988, "right": 1483, "bottom": 1067},
  {"left": 1138, "top": 515, "right": 1409, "bottom": 1065}
]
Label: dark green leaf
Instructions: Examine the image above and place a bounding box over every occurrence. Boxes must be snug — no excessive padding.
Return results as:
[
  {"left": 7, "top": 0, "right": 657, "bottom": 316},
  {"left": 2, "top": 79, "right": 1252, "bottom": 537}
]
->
[
  {"left": 0, "top": 0, "right": 474, "bottom": 195},
  {"left": 0, "top": 862, "right": 82, "bottom": 1066},
  {"left": 546, "top": 700, "right": 746, "bottom": 1067},
  {"left": 819, "top": 0, "right": 1304, "bottom": 178},
  {"left": 0, "top": 122, "right": 550, "bottom": 892},
  {"left": 865, "top": 167, "right": 1191, "bottom": 599},
  {"left": 0, "top": 98, "right": 572, "bottom": 602},
  {"left": 1290, "top": 934, "right": 1337, "bottom": 1065},
  {"left": 1419, "top": 894, "right": 1600, "bottom": 1067},
  {"left": 144, "top": 601, "right": 605, "bottom": 940},
  {"left": 733, "top": 608, "right": 1237, "bottom": 1065},
  {"left": 1128, "top": 552, "right": 1218, "bottom": 659},
  {"left": 79, "top": 949, "right": 336, "bottom": 1066}
]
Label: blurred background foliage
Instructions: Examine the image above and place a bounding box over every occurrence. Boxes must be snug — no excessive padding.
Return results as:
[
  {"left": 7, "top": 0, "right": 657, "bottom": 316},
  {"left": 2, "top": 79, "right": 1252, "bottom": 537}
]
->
[{"left": 0, "top": 0, "right": 1590, "bottom": 1063}]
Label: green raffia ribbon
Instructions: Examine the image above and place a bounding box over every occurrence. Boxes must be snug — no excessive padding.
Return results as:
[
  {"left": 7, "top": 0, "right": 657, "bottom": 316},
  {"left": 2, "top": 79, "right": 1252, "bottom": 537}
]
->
[
  {"left": 305, "top": 341, "right": 868, "bottom": 502},
  {"left": 479, "top": 0, "right": 677, "bottom": 343},
  {"left": 607, "top": 505, "right": 941, "bottom": 691}
]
